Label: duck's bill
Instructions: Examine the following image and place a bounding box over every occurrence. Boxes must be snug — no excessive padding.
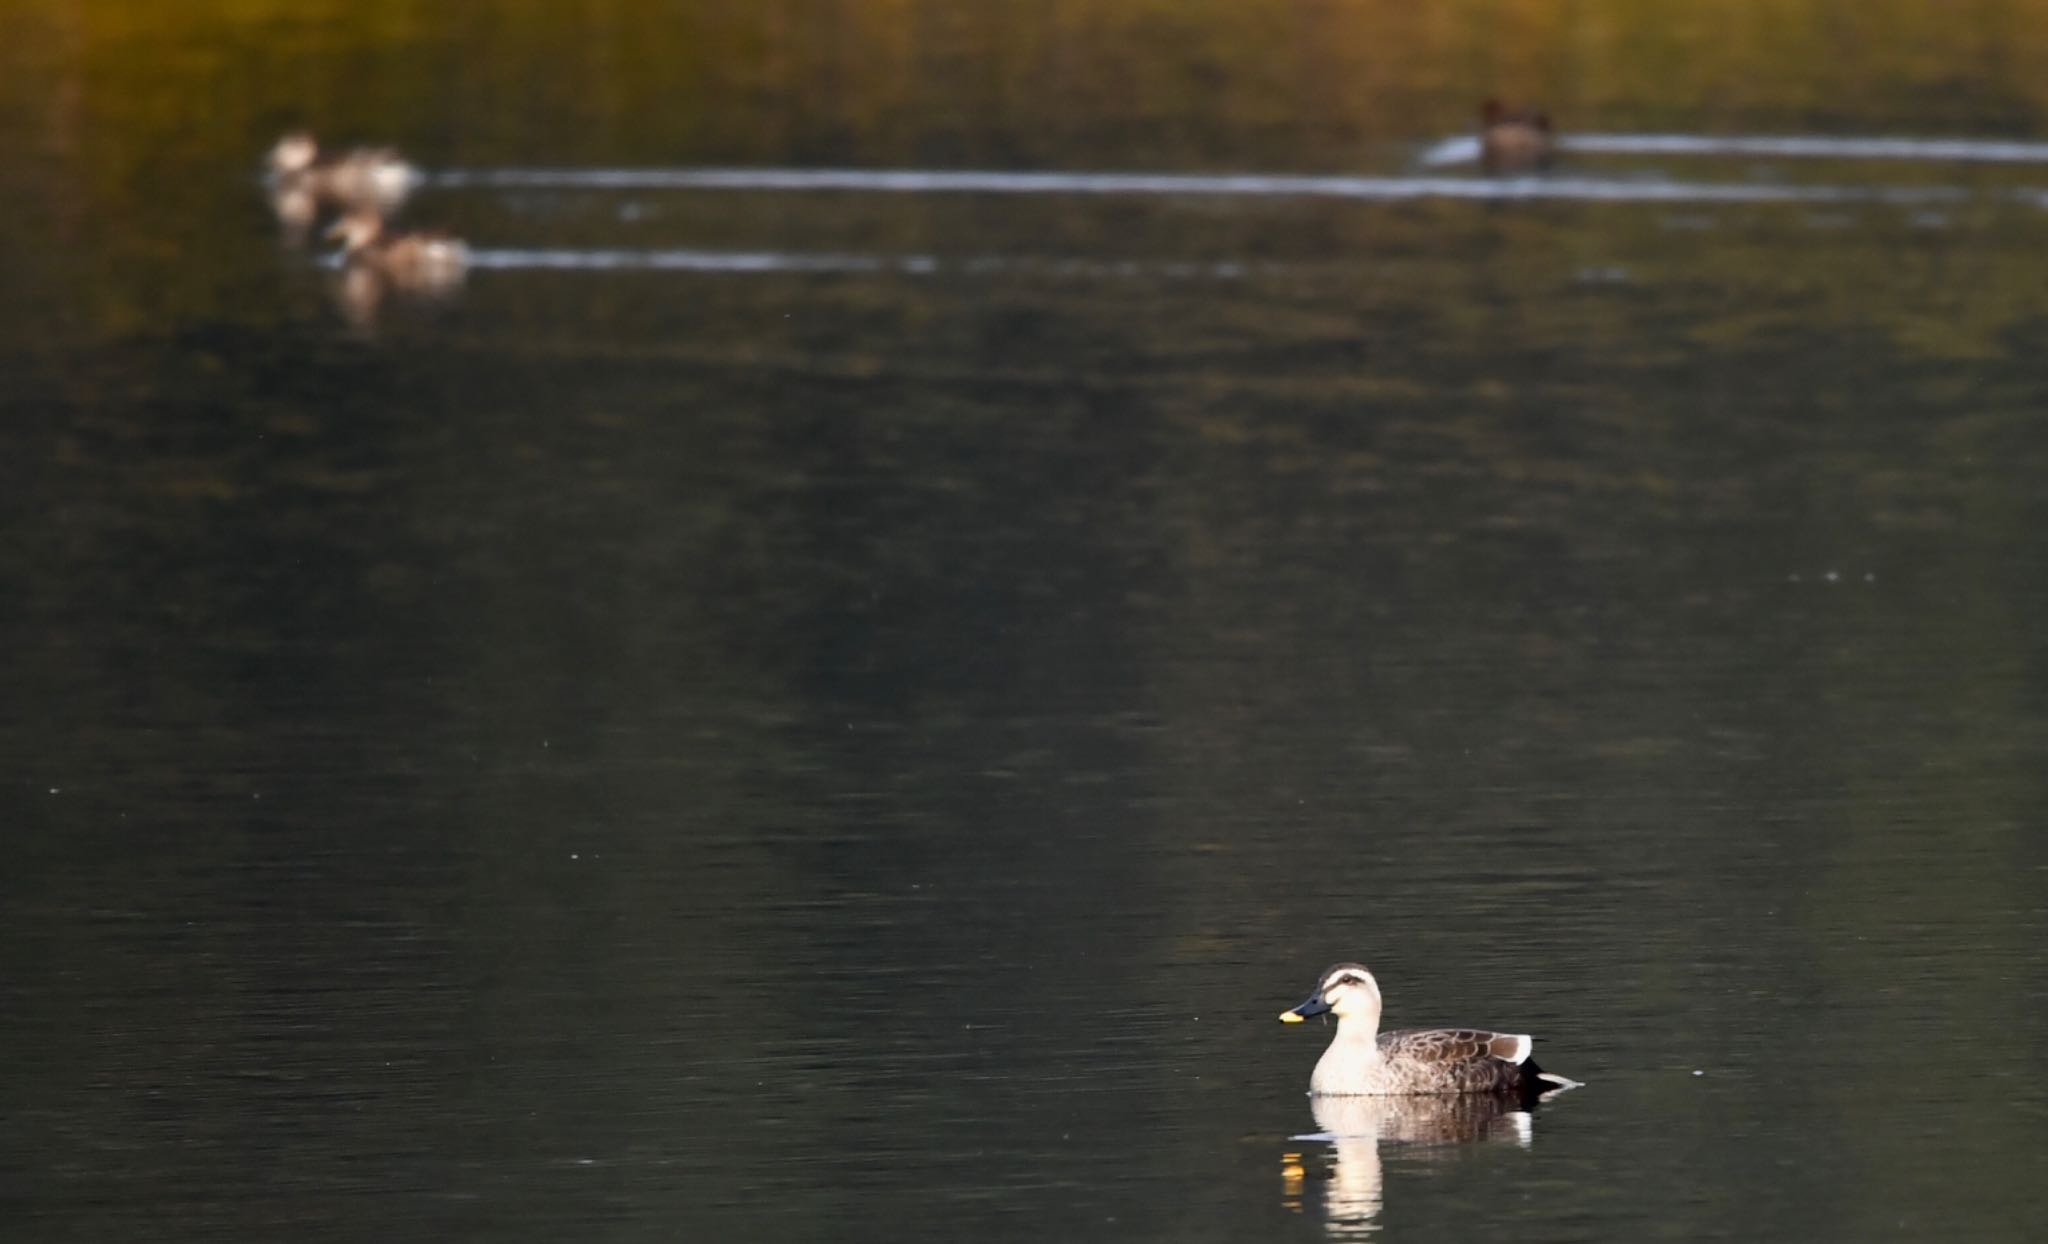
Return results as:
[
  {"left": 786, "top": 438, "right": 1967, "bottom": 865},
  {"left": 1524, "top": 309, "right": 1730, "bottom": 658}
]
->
[{"left": 1279, "top": 996, "right": 1331, "bottom": 1023}]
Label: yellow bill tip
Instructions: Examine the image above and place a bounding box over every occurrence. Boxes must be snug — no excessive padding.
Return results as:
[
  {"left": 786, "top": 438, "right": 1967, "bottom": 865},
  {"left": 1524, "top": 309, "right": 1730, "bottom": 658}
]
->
[{"left": 1278, "top": 1010, "right": 1304, "bottom": 1023}]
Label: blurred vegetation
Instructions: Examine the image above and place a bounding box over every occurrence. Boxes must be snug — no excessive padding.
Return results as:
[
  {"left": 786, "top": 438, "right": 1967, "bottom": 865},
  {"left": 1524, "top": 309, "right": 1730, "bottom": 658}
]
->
[{"left": 10, "top": 0, "right": 2048, "bottom": 168}]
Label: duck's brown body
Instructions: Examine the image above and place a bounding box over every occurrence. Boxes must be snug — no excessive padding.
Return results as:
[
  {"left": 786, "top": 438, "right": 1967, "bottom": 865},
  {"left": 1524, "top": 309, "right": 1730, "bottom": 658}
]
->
[
  {"left": 1313, "top": 1026, "right": 1549, "bottom": 1097},
  {"left": 1479, "top": 99, "right": 1555, "bottom": 174}
]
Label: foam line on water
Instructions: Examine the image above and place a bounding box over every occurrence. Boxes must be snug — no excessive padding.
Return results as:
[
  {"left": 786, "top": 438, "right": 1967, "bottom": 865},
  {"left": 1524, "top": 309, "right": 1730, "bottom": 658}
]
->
[
  {"left": 1417, "top": 138, "right": 1485, "bottom": 168},
  {"left": 1419, "top": 132, "right": 2048, "bottom": 167},
  {"left": 433, "top": 166, "right": 1970, "bottom": 204},
  {"left": 464, "top": 248, "right": 1276, "bottom": 276},
  {"left": 465, "top": 248, "right": 915, "bottom": 273}
]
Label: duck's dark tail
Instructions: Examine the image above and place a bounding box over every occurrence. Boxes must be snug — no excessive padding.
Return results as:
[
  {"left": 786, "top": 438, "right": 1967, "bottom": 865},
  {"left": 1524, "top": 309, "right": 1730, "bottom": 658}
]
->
[{"left": 1517, "top": 1056, "right": 1583, "bottom": 1103}]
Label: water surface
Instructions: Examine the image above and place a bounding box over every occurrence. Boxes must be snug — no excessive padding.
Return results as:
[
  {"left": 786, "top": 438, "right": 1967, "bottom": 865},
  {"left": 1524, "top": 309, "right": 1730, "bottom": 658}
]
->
[{"left": 5, "top": 3, "right": 2048, "bottom": 1241}]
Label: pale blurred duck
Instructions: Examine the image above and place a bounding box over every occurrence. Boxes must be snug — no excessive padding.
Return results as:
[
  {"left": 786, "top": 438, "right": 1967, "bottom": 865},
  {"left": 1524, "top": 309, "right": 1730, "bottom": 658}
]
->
[
  {"left": 267, "top": 131, "right": 420, "bottom": 215},
  {"left": 328, "top": 209, "right": 468, "bottom": 288},
  {"left": 1279, "top": 962, "right": 1578, "bottom": 1097},
  {"left": 325, "top": 210, "right": 468, "bottom": 332},
  {"left": 1478, "top": 99, "right": 1555, "bottom": 174}
]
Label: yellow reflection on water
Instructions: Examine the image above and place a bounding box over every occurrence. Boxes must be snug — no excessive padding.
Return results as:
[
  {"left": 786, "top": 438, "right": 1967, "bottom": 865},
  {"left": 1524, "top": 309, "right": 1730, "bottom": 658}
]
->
[{"left": 1280, "top": 1149, "right": 1307, "bottom": 1214}]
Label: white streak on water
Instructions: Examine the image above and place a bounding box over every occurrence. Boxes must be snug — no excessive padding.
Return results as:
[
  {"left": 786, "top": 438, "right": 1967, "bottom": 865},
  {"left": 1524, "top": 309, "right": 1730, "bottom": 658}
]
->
[
  {"left": 463, "top": 248, "right": 1281, "bottom": 277},
  {"left": 466, "top": 248, "right": 904, "bottom": 273},
  {"left": 1420, "top": 132, "right": 2048, "bottom": 167},
  {"left": 1417, "top": 138, "right": 1484, "bottom": 168},
  {"left": 432, "top": 166, "right": 1972, "bottom": 205}
]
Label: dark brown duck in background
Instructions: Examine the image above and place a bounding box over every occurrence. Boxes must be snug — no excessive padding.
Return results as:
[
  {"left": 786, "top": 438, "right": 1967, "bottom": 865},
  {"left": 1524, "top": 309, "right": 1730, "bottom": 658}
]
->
[{"left": 1479, "top": 99, "right": 1555, "bottom": 174}]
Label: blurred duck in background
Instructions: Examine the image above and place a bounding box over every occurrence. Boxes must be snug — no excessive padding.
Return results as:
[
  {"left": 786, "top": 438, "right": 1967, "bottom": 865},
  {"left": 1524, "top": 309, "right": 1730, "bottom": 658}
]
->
[
  {"left": 1478, "top": 99, "right": 1555, "bottom": 175},
  {"left": 326, "top": 208, "right": 468, "bottom": 331},
  {"left": 266, "top": 131, "right": 420, "bottom": 243}
]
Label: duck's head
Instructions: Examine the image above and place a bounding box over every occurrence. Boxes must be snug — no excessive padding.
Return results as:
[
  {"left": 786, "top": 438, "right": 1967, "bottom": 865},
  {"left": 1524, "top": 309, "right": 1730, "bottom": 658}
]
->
[
  {"left": 1279, "top": 962, "right": 1381, "bottom": 1023},
  {"left": 326, "top": 210, "right": 386, "bottom": 254},
  {"left": 1480, "top": 100, "right": 1550, "bottom": 132},
  {"left": 269, "top": 131, "right": 319, "bottom": 177}
]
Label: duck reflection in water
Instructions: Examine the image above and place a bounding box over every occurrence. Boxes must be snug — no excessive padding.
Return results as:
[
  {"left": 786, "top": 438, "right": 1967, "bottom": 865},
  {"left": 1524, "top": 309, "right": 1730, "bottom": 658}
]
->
[
  {"left": 326, "top": 209, "right": 469, "bottom": 332},
  {"left": 266, "top": 131, "right": 420, "bottom": 246},
  {"left": 1285, "top": 1093, "right": 1538, "bottom": 1239}
]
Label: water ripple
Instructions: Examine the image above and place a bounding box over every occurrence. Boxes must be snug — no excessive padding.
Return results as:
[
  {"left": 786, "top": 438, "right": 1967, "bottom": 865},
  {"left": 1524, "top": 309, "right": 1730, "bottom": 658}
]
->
[
  {"left": 431, "top": 166, "right": 1976, "bottom": 205},
  {"left": 1421, "top": 132, "right": 2048, "bottom": 167}
]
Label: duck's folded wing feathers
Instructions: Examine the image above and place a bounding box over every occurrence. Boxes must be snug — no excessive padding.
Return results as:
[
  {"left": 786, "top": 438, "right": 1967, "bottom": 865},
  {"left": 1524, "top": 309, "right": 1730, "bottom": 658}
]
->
[{"left": 1378, "top": 1028, "right": 1532, "bottom": 1065}]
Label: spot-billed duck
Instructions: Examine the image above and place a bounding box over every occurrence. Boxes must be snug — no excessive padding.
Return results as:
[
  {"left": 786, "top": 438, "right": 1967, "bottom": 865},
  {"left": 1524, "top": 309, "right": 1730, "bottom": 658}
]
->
[{"left": 1280, "top": 962, "right": 1579, "bottom": 1097}]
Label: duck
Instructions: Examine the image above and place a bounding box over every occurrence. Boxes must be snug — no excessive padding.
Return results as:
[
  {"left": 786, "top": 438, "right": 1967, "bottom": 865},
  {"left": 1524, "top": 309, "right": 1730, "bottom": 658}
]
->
[
  {"left": 267, "top": 131, "right": 420, "bottom": 216},
  {"left": 327, "top": 209, "right": 468, "bottom": 288},
  {"left": 1279, "top": 962, "right": 1578, "bottom": 1097},
  {"left": 325, "top": 209, "right": 468, "bottom": 329},
  {"left": 1478, "top": 99, "right": 1555, "bottom": 175}
]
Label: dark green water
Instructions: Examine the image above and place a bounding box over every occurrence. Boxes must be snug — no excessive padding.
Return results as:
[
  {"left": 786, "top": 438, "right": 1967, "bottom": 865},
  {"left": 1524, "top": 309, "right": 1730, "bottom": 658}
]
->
[{"left": 5, "top": 4, "right": 2048, "bottom": 1241}]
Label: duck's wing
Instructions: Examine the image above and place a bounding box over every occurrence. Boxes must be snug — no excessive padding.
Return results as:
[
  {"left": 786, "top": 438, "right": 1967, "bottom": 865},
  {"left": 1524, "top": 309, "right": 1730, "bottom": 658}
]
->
[
  {"left": 1379, "top": 1028, "right": 1532, "bottom": 1065},
  {"left": 1380, "top": 1028, "right": 1579, "bottom": 1097}
]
